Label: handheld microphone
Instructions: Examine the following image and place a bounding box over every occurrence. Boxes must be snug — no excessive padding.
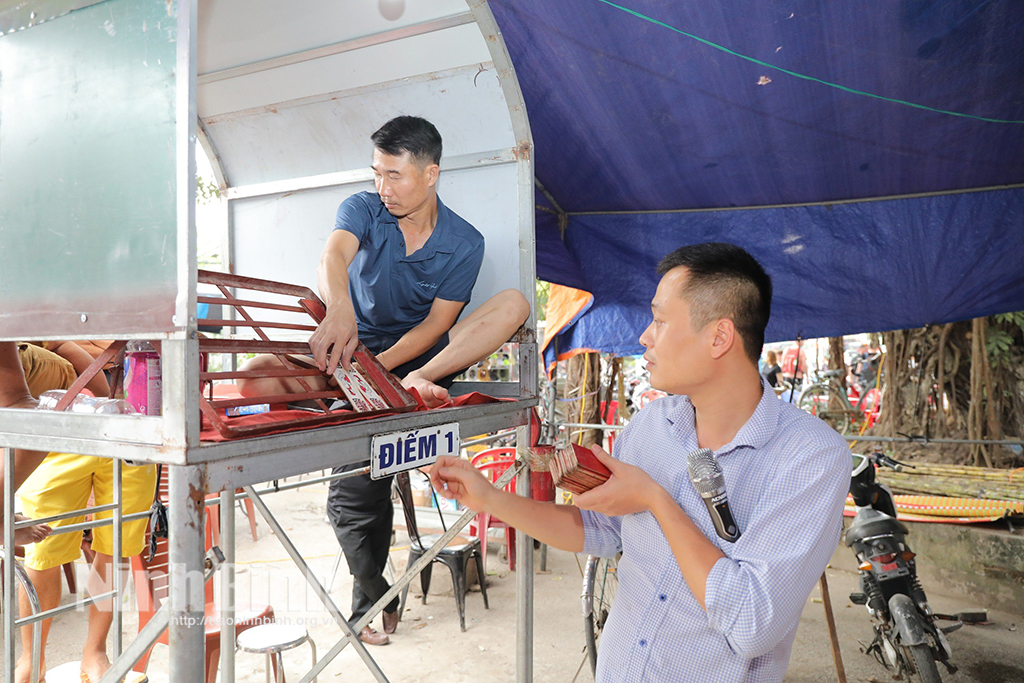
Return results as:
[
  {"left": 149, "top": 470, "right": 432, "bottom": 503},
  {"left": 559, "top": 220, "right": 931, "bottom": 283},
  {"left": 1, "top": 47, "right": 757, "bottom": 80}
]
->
[{"left": 687, "top": 448, "right": 741, "bottom": 542}]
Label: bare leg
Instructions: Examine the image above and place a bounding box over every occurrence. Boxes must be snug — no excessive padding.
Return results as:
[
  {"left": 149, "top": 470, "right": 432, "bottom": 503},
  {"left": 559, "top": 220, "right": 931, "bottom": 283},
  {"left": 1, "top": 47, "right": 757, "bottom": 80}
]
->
[
  {"left": 402, "top": 289, "right": 529, "bottom": 405},
  {"left": 81, "top": 552, "right": 121, "bottom": 682},
  {"left": 235, "top": 354, "right": 330, "bottom": 398},
  {"left": 15, "top": 566, "right": 62, "bottom": 683},
  {"left": 50, "top": 341, "right": 110, "bottom": 398}
]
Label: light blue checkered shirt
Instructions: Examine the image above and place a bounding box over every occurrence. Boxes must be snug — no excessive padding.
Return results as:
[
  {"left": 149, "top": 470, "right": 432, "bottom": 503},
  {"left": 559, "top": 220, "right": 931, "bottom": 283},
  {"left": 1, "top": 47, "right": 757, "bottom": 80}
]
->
[{"left": 581, "top": 379, "right": 851, "bottom": 682}]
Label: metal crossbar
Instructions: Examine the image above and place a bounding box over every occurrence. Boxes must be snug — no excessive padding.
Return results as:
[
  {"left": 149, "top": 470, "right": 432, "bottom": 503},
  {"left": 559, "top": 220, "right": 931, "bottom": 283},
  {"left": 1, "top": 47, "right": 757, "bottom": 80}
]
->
[
  {"left": 296, "top": 460, "right": 525, "bottom": 683},
  {"left": 242, "top": 484, "right": 390, "bottom": 682}
]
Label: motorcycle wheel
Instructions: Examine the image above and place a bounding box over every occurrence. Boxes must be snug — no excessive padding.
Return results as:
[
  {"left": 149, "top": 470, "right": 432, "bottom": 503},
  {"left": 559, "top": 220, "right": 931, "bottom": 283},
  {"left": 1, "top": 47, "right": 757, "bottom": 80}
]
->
[{"left": 908, "top": 643, "right": 943, "bottom": 683}]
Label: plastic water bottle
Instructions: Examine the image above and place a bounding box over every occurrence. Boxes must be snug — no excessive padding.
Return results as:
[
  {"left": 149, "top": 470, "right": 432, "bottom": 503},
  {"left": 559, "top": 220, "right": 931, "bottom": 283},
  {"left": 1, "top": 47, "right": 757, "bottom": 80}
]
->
[
  {"left": 37, "top": 390, "right": 136, "bottom": 414},
  {"left": 37, "top": 389, "right": 66, "bottom": 411},
  {"left": 124, "top": 341, "right": 161, "bottom": 416},
  {"left": 71, "top": 395, "right": 136, "bottom": 414}
]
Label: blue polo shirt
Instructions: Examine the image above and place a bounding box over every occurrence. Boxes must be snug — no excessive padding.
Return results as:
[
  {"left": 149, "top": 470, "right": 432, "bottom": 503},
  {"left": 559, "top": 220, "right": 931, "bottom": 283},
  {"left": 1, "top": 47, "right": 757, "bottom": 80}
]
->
[{"left": 334, "top": 191, "right": 485, "bottom": 350}]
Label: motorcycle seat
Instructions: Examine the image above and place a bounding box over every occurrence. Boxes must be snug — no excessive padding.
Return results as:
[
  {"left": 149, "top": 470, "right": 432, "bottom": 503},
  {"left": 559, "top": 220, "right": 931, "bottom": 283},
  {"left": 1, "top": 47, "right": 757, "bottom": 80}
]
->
[{"left": 845, "top": 509, "right": 909, "bottom": 547}]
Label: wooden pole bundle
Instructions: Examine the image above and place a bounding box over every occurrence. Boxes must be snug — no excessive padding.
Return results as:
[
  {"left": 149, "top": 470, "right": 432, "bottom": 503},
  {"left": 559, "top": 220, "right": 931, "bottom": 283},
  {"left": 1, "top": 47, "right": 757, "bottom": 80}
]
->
[{"left": 878, "top": 463, "right": 1024, "bottom": 504}]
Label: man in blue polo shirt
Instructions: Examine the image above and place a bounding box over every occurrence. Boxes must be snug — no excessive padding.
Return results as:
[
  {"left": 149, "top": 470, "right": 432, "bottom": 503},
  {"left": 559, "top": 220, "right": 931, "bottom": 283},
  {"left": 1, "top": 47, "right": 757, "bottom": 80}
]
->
[
  {"left": 240, "top": 116, "right": 528, "bottom": 645},
  {"left": 240, "top": 116, "right": 528, "bottom": 405}
]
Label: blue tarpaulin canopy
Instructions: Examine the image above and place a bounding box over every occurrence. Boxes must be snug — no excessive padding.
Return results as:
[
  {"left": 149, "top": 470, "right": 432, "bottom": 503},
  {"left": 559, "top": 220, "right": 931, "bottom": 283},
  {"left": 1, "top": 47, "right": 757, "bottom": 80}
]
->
[{"left": 489, "top": 0, "right": 1024, "bottom": 359}]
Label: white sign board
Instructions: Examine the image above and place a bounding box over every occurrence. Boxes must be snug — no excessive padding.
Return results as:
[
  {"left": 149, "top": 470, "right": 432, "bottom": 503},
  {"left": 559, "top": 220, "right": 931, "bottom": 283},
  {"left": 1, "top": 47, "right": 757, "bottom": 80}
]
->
[{"left": 370, "top": 422, "right": 460, "bottom": 480}]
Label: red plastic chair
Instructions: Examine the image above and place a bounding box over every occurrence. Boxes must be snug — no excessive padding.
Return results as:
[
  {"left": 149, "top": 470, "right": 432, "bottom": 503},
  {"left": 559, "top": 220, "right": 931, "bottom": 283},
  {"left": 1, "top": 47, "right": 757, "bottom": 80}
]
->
[
  {"left": 599, "top": 399, "right": 621, "bottom": 451},
  {"left": 469, "top": 449, "right": 518, "bottom": 573}
]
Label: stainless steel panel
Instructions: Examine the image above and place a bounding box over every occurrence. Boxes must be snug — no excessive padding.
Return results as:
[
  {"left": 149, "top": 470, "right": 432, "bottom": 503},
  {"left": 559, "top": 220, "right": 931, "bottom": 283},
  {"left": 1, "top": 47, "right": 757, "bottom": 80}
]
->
[
  {"left": 0, "top": 0, "right": 107, "bottom": 34},
  {"left": 203, "top": 400, "right": 532, "bottom": 489},
  {"left": 0, "top": 0, "right": 180, "bottom": 339}
]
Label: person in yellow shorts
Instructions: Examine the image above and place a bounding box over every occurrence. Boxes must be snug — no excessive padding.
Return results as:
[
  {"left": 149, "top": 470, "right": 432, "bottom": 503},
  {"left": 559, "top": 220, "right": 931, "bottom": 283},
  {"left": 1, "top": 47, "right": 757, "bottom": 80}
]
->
[{"left": 16, "top": 453, "right": 156, "bottom": 683}]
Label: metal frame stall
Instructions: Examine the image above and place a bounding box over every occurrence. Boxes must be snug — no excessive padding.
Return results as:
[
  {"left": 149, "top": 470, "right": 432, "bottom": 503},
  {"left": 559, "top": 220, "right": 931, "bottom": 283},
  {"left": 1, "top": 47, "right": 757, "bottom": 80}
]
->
[{"left": 0, "top": 1, "right": 538, "bottom": 681}]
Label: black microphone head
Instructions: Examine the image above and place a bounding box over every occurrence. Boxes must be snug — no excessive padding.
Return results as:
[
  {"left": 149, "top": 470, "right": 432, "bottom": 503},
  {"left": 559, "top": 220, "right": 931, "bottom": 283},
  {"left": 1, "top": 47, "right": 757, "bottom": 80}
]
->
[{"left": 687, "top": 447, "right": 725, "bottom": 498}]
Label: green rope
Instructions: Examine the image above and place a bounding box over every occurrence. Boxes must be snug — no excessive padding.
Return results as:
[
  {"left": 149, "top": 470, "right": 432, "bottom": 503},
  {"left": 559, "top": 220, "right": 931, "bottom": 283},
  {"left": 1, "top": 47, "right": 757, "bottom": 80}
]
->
[{"left": 593, "top": 0, "right": 1024, "bottom": 125}]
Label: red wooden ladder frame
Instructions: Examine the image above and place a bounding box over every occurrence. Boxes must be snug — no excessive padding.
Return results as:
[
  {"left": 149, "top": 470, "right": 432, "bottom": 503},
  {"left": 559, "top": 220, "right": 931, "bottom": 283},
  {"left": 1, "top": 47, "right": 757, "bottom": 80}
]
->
[{"left": 197, "top": 270, "right": 417, "bottom": 439}]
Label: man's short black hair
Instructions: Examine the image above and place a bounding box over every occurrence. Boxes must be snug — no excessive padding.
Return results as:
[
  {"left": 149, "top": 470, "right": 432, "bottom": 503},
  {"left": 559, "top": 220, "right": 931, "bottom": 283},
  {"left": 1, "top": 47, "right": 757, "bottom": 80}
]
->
[
  {"left": 371, "top": 116, "right": 442, "bottom": 166},
  {"left": 656, "top": 242, "right": 772, "bottom": 364}
]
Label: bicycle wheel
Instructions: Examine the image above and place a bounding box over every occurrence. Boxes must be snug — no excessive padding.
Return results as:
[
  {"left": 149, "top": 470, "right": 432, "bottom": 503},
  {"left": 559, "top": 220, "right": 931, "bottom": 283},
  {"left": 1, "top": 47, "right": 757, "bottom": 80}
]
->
[
  {"left": 797, "top": 384, "right": 853, "bottom": 434},
  {"left": 582, "top": 554, "right": 619, "bottom": 676}
]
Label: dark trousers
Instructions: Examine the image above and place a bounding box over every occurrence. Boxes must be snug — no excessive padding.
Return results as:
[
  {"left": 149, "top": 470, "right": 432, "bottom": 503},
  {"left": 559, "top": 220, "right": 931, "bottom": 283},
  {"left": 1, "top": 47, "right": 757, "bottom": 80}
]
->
[
  {"left": 327, "top": 465, "right": 400, "bottom": 627},
  {"left": 325, "top": 336, "right": 466, "bottom": 627}
]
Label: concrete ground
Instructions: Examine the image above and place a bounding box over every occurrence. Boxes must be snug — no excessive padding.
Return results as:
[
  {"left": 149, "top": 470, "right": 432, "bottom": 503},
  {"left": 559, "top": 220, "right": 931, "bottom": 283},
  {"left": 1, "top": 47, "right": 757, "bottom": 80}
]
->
[{"left": 6, "top": 476, "right": 1023, "bottom": 682}]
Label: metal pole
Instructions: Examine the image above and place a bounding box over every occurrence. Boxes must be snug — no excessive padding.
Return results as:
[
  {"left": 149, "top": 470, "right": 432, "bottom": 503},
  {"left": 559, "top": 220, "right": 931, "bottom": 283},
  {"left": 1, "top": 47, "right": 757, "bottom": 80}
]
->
[
  {"left": 101, "top": 547, "right": 223, "bottom": 683},
  {"left": 0, "top": 546, "right": 42, "bottom": 683},
  {"left": 515, "top": 426, "right": 534, "bottom": 683},
  {"left": 3, "top": 447, "right": 17, "bottom": 683},
  {"left": 220, "top": 466, "right": 370, "bottom": 502},
  {"left": 545, "top": 379, "right": 558, "bottom": 444},
  {"left": 112, "top": 458, "right": 123, "bottom": 659},
  {"left": 461, "top": 430, "right": 517, "bottom": 449},
  {"left": 558, "top": 422, "right": 625, "bottom": 431},
  {"left": 17, "top": 591, "right": 117, "bottom": 625},
  {"left": 220, "top": 488, "right": 237, "bottom": 683},
  {"left": 844, "top": 434, "right": 1024, "bottom": 446},
  {"left": 169, "top": 465, "right": 207, "bottom": 683}
]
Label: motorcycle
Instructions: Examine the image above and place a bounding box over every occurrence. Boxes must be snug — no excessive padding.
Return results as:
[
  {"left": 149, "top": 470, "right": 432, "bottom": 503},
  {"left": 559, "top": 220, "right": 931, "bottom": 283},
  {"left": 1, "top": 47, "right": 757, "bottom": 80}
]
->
[{"left": 846, "top": 451, "right": 962, "bottom": 682}]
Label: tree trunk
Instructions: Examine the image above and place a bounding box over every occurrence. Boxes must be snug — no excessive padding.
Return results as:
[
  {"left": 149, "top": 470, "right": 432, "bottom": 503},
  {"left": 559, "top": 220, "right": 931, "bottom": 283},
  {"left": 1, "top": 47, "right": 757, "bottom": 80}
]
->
[
  {"left": 828, "top": 336, "right": 846, "bottom": 392},
  {"left": 564, "top": 352, "right": 602, "bottom": 448}
]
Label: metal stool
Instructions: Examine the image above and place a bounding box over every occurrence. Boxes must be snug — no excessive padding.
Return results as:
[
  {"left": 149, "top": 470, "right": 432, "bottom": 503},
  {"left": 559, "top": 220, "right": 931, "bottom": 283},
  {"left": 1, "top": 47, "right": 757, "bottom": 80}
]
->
[
  {"left": 45, "top": 662, "right": 148, "bottom": 682},
  {"left": 237, "top": 623, "right": 317, "bottom": 683}
]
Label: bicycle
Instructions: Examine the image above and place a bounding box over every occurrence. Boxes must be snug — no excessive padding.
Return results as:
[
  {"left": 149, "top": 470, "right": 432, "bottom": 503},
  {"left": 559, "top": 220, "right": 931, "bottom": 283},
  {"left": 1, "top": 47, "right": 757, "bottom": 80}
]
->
[
  {"left": 797, "top": 369, "right": 881, "bottom": 435},
  {"left": 581, "top": 554, "right": 619, "bottom": 677}
]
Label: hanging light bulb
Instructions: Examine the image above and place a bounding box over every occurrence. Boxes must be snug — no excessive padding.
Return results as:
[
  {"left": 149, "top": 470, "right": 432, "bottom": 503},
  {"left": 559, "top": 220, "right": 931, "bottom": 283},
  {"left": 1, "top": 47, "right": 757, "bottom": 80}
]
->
[{"left": 378, "top": 0, "right": 405, "bottom": 21}]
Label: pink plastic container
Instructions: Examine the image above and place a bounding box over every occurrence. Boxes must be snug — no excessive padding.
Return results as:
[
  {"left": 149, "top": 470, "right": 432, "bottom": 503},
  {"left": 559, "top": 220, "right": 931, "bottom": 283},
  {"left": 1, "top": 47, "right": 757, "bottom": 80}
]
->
[{"left": 124, "top": 342, "right": 162, "bottom": 416}]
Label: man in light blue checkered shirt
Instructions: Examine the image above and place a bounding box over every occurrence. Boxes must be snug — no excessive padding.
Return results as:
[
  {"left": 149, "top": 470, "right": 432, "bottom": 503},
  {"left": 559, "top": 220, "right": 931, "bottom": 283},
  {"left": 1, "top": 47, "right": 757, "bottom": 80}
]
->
[{"left": 432, "top": 243, "right": 851, "bottom": 682}]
